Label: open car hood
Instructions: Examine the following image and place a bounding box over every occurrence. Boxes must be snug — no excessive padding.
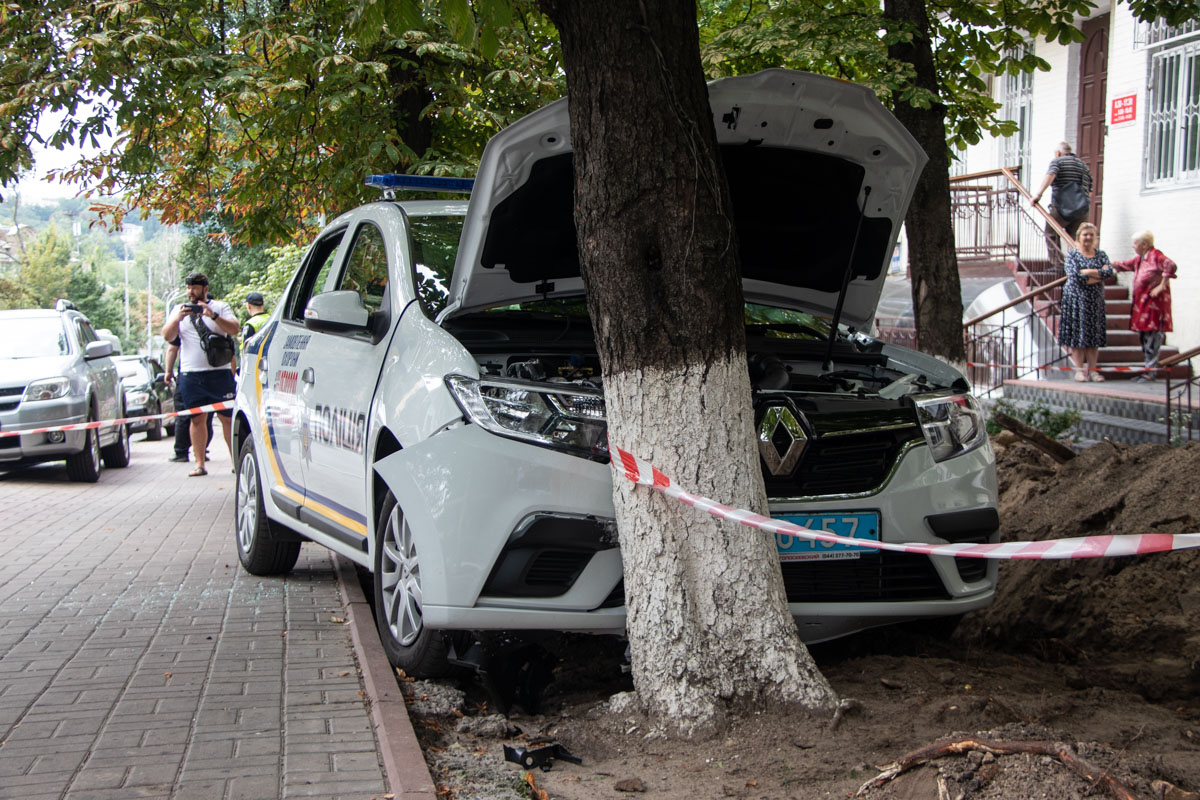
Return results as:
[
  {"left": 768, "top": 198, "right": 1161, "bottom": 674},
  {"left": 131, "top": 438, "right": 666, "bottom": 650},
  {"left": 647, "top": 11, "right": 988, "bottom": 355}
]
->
[{"left": 442, "top": 69, "right": 926, "bottom": 329}]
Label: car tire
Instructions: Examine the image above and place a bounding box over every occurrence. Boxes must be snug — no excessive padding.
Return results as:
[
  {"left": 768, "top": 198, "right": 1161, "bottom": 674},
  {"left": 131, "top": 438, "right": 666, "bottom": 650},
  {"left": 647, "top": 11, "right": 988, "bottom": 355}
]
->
[
  {"left": 373, "top": 490, "right": 449, "bottom": 677},
  {"left": 101, "top": 420, "right": 131, "bottom": 468},
  {"left": 235, "top": 437, "right": 301, "bottom": 575},
  {"left": 65, "top": 414, "right": 102, "bottom": 483},
  {"left": 146, "top": 403, "right": 163, "bottom": 441}
]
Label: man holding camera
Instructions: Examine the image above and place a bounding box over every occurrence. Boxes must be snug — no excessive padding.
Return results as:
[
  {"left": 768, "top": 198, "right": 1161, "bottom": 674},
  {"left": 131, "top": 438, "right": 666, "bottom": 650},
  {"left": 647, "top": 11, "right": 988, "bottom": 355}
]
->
[{"left": 161, "top": 273, "right": 240, "bottom": 476}]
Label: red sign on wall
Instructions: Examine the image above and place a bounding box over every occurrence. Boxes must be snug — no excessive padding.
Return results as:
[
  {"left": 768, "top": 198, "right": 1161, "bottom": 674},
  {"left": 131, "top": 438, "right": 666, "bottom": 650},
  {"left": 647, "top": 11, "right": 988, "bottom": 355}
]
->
[{"left": 1111, "top": 94, "right": 1137, "bottom": 125}]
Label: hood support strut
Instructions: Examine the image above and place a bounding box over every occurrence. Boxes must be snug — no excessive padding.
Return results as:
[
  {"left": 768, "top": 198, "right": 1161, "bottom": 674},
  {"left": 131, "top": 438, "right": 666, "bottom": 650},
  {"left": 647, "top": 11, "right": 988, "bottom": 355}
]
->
[{"left": 822, "top": 186, "right": 871, "bottom": 373}]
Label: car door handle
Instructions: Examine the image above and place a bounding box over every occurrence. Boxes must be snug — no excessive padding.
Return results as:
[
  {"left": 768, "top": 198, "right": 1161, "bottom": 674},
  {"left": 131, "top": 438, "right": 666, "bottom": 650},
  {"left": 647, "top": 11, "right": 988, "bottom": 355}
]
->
[{"left": 301, "top": 367, "right": 315, "bottom": 385}]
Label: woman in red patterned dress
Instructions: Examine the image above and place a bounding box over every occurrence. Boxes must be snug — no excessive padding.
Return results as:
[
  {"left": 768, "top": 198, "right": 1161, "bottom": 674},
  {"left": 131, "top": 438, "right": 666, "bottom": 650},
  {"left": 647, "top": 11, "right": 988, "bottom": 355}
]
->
[{"left": 1111, "top": 230, "right": 1177, "bottom": 383}]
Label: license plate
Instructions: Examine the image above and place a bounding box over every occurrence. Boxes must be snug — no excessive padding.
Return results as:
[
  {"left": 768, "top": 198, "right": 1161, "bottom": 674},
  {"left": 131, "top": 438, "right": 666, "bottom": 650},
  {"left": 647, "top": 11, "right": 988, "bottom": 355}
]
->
[{"left": 773, "top": 512, "right": 880, "bottom": 562}]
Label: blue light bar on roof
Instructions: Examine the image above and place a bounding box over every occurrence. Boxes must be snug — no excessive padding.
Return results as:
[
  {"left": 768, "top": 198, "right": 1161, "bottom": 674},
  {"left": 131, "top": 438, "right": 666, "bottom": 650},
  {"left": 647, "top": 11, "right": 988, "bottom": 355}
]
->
[{"left": 365, "top": 174, "right": 474, "bottom": 194}]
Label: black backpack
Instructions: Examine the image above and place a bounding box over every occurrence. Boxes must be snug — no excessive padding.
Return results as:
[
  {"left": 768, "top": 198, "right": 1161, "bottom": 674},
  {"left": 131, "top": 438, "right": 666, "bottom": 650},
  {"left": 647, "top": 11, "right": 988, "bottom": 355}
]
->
[{"left": 190, "top": 313, "right": 236, "bottom": 367}]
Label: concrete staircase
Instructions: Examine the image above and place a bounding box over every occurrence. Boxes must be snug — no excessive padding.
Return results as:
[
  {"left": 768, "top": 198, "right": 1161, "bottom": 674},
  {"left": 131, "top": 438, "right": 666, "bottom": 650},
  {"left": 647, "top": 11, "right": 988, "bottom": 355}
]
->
[
  {"left": 1005, "top": 258, "right": 1187, "bottom": 380},
  {"left": 999, "top": 379, "right": 1199, "bottom": 445}
]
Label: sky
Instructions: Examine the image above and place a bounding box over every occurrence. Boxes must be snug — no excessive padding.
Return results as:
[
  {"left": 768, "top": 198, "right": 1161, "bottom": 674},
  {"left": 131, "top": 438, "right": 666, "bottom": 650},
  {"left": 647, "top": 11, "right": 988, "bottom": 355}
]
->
[{"left": 13, "top": 108, "right": 113, "bottom": 205}]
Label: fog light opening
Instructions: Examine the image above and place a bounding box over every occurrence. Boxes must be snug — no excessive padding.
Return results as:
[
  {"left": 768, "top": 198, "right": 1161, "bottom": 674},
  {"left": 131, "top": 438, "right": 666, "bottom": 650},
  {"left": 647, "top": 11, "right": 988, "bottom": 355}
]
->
[{"left": 46, "top": 431, "right": 66, "bottom": 444}]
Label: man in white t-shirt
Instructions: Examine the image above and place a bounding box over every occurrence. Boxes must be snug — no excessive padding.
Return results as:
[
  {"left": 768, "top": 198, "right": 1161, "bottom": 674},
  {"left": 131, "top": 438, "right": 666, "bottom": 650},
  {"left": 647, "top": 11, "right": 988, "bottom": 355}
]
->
[{"left": 161, "top": 273, "right": 240, "bottom": 476}]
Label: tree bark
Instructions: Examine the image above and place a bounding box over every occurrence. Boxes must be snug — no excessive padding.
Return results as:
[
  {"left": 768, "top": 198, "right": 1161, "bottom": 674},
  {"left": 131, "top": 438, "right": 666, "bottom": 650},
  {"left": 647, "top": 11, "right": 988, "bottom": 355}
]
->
[
  {"left": 883, "top": 0, "right": 965, "bottom": 362},
  {"left": 539, "top": 0, "right": 837, "bottom": 738}
]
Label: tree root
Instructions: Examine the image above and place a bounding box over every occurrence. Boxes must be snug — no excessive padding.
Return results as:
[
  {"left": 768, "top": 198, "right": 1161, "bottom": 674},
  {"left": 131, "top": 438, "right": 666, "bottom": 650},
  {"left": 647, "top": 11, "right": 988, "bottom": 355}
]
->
[
  {"left": 829, "top": 697, "right": 861, "bottom": 731},
  {"left": 854, "top": 737, "right": 1142, "bottom": 799}
]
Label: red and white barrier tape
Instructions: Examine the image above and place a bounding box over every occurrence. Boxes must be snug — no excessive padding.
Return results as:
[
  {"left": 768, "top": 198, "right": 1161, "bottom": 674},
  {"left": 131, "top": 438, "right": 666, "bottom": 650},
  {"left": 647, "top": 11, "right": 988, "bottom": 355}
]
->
[
  {"left": 611, "top": 445, "right": 1200, "bottom": 560},
  {"left": 0, "top": 402, "right": 233, "bottom": 439}
]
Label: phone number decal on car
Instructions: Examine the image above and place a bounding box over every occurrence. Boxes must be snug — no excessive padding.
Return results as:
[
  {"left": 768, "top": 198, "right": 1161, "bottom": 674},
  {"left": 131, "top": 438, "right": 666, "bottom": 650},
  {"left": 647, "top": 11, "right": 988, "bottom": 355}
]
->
[{"left": 773, "top": 512, "right": 880, "bottom": 561}]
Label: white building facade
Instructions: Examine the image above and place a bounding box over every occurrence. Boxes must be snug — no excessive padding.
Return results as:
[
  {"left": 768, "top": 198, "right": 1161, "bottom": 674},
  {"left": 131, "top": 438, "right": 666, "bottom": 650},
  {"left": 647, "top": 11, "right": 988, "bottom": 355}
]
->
[{"left": 960, "top": 3, "right": 1200, "bottom": 353}]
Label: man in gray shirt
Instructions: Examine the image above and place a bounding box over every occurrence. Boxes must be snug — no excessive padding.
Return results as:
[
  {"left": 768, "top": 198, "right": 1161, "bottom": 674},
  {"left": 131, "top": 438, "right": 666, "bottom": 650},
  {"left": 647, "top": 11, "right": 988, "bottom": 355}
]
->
[{"left": 1032, "top": 142, "right": 1094, "bottom": 261}]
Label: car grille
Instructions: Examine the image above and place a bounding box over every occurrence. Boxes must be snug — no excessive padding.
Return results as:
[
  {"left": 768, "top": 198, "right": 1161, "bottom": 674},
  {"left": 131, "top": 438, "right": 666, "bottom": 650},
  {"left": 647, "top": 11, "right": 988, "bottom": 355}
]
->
[
  {"left": 596, "top": 552, "right": 950, "bottom": 609},
  {"left": 524, "top": 550, "right": 591, "bottom": 587},
  {"left": 762, "top": 428, "right": 923, "bottom": 498},
  {"left": 0, "top": 385, "right": 22, "bottom": 412},
  {"left": 781, "top": 552, "right": 949, "bottom": 601}
]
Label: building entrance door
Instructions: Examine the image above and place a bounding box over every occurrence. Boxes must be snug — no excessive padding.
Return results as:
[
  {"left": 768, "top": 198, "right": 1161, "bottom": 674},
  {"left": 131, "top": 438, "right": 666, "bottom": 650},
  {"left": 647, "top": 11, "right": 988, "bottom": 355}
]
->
[{"left": 1078, "top": 14, "right": 1109, "bottom": 227}]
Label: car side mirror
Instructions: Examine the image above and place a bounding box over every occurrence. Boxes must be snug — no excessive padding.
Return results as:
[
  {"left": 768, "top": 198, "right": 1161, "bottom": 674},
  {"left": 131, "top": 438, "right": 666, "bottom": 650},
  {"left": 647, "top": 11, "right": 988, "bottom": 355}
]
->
[
  {"left": 304, "top": 290, "right": 370, "bottom": 333},
  {"left": 85, "top": 341, "right": 114, "bottom": 359}
]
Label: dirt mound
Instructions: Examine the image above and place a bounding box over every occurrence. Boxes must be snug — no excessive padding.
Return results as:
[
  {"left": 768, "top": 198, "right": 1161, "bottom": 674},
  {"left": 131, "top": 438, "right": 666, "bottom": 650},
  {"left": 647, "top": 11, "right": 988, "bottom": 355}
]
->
[{"left": 958, "top": 439, "right": 1200, "bottom": 701}]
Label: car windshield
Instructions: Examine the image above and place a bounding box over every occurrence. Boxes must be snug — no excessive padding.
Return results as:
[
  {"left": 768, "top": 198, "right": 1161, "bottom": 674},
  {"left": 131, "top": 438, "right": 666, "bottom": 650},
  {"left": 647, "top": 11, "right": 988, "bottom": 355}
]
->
[
  {"left": 0, "top": 317, "right": 71, "bottom": 358},
  {"left": 411, "top": 214, "right": 466, "bottom": 318},
  {"left": 116, "top": 360, "right": 151, "bottom": 385}
]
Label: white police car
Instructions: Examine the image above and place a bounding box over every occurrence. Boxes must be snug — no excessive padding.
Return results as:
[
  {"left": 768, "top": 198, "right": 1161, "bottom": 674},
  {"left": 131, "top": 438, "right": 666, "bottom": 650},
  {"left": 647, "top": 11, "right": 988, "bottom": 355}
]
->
[{"left": 232, "top": 69, "right": 998, "bottom": 676}]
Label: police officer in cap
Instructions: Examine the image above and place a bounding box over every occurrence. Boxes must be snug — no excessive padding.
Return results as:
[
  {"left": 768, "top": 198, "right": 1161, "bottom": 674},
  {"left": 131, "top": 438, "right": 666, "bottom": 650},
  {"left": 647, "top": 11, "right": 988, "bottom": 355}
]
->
[{"left": 242, "top": 291, "right": 269, "bottom": 347}]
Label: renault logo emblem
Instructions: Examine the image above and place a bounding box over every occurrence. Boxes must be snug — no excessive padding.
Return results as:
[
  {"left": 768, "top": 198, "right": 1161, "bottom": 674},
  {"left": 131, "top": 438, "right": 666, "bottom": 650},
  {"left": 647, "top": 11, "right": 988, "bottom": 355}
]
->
[{"left": 758, "top": 406, "right": 807, "bottom": 476}]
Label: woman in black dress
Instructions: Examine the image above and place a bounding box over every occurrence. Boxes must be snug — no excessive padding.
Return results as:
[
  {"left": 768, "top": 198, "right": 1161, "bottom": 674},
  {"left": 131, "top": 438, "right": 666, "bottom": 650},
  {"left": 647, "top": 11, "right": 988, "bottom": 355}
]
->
[{"left": 1058, "top": 222, "right": 1115, "bottom": 381}]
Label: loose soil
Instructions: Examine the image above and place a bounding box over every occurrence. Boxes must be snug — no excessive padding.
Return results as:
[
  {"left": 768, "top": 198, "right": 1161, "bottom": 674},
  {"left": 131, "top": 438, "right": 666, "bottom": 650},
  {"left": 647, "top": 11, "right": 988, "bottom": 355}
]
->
[{"left": 401, "top": 438, "right": 1200, "bottom": 800}]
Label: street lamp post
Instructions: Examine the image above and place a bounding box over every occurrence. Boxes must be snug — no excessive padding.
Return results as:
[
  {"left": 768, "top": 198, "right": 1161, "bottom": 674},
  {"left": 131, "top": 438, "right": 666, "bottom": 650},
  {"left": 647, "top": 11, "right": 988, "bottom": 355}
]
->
[{"left": 146, "top": 258, "right": 153, "bottom": 355}]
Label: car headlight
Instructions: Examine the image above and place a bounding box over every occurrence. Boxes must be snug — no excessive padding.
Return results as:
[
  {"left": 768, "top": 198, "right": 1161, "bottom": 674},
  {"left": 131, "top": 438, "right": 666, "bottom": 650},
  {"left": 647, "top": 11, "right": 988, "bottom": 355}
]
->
[
  {"left": 446, "top": 374, "right": 608, "bottom": 460},
  {"left": 24, "top": 377, "right": 72, "bottom": 401},
  {"left": 914, "top": 392, "right": 987, "bottom": 463},
  {"left": 127, "top": 390, "right": 150, "bottom": 405}
]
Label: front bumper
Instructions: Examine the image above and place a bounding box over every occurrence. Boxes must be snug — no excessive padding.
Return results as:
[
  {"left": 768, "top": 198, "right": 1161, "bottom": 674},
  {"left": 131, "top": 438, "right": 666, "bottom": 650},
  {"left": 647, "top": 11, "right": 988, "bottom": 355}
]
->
[
  {"left": 373, "top": 424, "right": 998, "bottom": 642},
  {"left": 123, "top": 403, "right": 157, "bottom": 432},
  {"left": 0, "top": 395, "right": 90, "bottom": 462}
]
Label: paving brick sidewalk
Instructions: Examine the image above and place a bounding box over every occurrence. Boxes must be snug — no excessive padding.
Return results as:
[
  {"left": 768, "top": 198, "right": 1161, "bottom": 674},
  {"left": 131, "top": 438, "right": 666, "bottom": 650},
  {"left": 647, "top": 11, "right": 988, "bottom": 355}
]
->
[{"left": 0, "top": 437, "right": 388, "bottom": 799}]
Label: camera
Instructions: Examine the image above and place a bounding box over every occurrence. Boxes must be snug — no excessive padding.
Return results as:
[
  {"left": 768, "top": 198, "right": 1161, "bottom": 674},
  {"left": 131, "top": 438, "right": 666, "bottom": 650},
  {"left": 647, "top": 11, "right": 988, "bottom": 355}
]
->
[{"left": 183, "top": 303, "right": 204, "bottom": 313}]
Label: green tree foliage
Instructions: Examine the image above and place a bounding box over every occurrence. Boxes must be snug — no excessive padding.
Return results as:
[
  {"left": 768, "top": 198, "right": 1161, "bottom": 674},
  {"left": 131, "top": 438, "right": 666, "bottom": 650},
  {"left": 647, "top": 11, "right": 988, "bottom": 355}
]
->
[
  {"left": 0, "top": 0, "right": 563, "bottom": 242},
  {"left": 9, "top": 227, "right": 73, "bottom": 308},
  {"left": 223, "top": 244, "right": 304, "bottom": 325},
  {"left": 176, "top": 215, "right": 275, "bottom": 302},
  {"left": 0, "top": 226, "right": 124, "bottom": 341}
]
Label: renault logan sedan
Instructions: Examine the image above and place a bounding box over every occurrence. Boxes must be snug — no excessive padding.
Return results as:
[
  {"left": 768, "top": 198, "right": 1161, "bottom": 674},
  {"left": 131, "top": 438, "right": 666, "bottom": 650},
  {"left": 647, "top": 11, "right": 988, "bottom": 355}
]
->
[{"left": 231, "top": 69, "right": 998, "bottom": 677}]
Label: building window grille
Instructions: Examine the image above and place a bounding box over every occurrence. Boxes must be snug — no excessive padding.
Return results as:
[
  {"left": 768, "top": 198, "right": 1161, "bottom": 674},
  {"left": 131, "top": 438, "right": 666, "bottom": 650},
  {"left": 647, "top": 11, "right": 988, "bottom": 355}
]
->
[
  {"left": 1136, "top": 18, "right": 1200, "bottom": 49},
  {"left": 999, "top": 48, "right": 1035, "bottom": 185},
  {"left": 1146, "top": 38, "right": 1200, "bottom": 188}
]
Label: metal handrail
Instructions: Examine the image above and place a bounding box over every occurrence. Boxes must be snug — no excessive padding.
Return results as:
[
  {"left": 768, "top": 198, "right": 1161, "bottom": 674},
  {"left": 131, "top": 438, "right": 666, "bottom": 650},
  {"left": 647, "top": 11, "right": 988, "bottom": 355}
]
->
[
  {"left": 953, "top": 167, "right": 1077, "bottom": 330},
  {"left": 963, "top": 276, "right": 1067, "bottom": 328},
  {"left": 1164, "top": 348, "right": 1198, "bottom": 443},
  {"left": 1160, "top": 344, "right": 1200, "bottom": 367}
]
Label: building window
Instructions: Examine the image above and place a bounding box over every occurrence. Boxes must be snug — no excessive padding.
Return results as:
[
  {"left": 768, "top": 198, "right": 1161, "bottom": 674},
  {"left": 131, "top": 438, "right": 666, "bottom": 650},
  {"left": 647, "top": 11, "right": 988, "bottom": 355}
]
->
[
  {"left": 1136, "top": 18, "right": 1200, "bottom": 49},
  {"left": 1146, "top": 37, "right": 1200, "bottom": 188},
  {"left": 999, "top": 48, "right": 1034, "bottom": 185}
]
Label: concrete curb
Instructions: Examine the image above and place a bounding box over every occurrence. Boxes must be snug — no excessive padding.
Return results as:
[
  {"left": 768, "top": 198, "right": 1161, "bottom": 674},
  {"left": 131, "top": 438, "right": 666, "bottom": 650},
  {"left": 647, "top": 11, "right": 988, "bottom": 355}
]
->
[{"left": 335, "top": 555, "right": 438, "bottom": 798}]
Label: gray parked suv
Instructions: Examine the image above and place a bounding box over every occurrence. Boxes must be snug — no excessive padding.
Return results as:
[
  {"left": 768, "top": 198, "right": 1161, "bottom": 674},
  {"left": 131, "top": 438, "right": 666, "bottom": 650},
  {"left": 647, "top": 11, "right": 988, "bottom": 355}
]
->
[{"left": 0, "top": 303, "right": 131, "bottom": 481}]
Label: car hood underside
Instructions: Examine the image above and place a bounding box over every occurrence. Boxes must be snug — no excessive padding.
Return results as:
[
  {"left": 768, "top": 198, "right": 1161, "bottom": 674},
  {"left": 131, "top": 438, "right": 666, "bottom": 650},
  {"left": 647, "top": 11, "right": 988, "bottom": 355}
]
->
[{"left": 443, "top": 69, "right": 928, "bottom": 329}]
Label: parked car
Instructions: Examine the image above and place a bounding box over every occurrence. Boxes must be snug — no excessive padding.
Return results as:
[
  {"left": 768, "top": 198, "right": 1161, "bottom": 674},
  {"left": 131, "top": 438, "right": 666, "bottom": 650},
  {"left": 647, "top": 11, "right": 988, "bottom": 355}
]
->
[
  {"left": 113, "top": 355, "right": 174, "bottom": 440},
  {"left": 232, "top": 69, "right": 998, "bottom": 677},
  {"left": 0, "top": 302, "right": 131, "bottom": 481}
]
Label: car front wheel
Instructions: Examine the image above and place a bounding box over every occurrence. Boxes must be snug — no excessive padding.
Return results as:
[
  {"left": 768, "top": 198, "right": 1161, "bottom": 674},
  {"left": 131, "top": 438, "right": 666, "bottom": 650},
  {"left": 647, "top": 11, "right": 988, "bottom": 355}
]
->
[
  {"left": 373, "top": 490, "right": 449, "bottom": 677},
  {"left": 235, "top": 437, "right": 301, "bottom": 575},
  {"left": 101, "top": 420, "right": 131, "bottom": 468},
  {"left": 146, "top": 402, "right": 163, "bottom": 441},
  {"left": 65, "top": 415, "right": 102, "bottom": 482}
]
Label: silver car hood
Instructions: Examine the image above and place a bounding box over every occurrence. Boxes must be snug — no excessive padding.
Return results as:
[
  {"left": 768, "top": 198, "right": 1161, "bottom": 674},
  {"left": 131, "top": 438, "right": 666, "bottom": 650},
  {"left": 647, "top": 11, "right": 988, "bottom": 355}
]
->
[
  {"left": 441, "top": 69, "right": 926, "bottom": 329},
  {"left": 0, "top": 356, "right": 76, "bottom": 386}
]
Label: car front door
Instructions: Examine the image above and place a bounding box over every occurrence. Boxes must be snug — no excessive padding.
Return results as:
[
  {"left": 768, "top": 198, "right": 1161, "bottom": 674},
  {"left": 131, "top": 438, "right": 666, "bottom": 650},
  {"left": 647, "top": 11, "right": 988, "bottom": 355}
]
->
[
  {"left": 76, "top": 320, "right": 120, "bottom": 432},
  {"left": 255, "top": 225, "right": 348, "bottom": 520},
  {"left": 289, "top": 208, "right": 405, "bottom": 556}
]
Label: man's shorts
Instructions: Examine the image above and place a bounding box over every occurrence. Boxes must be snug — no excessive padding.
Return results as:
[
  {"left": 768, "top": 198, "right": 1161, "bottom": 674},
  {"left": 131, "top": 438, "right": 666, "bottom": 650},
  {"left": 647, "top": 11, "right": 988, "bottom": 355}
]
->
[{"left": 179, "top": 370, "right": 236, "bottom": 418}]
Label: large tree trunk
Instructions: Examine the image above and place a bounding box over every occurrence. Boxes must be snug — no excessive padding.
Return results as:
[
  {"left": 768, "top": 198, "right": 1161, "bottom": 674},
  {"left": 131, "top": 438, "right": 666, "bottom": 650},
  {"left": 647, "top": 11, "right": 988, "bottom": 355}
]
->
[
  {"left": 883, "top": 0, "right": 965, "bottom": 362},
  {"left": 539, "top": 0, "right": 837, "bottom": 739}
]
